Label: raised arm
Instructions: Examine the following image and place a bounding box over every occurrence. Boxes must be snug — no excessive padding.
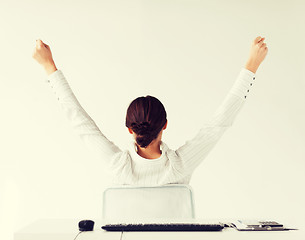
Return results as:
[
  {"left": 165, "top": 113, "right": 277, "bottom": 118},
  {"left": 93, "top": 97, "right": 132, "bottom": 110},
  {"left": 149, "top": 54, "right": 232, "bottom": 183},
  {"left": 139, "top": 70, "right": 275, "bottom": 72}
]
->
[
  {"left": 32, "top": 39, "right": 124, "bottom": 170},
  {"left": 173, "top": 36, "right": 268, "bottom": 176}
]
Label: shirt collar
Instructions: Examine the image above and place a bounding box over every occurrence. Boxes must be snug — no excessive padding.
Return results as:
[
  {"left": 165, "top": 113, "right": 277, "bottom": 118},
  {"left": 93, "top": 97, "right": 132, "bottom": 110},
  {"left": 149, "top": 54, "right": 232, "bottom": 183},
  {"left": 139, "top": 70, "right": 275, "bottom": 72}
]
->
[{"left": 128, "top": 141, "right": 168, "bottom": 164}]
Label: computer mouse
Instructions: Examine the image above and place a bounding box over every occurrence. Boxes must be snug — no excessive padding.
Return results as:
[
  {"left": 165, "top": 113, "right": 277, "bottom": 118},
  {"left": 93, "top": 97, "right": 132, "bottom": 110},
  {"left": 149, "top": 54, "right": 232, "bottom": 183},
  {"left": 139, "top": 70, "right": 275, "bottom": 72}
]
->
[{"left": 79, "top": 220, "right": 95, "bottom": 231}]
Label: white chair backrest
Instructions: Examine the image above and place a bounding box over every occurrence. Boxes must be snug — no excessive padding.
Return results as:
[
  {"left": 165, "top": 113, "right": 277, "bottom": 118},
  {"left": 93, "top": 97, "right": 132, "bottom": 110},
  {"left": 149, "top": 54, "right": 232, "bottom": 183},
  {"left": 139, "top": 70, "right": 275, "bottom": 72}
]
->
[{"left": 102, "top": 184, "right": 195, "bottom": 221}]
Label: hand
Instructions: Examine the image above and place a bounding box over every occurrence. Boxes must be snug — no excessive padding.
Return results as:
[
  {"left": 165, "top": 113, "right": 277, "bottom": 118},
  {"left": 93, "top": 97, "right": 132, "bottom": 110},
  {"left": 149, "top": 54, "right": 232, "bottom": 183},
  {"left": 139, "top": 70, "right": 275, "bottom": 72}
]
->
[
  {"left": 245, "top": 36, "right": 268, "bottom": 73},
  {"left": 32, "top": 39, "right": 57, "bottom": 75}
]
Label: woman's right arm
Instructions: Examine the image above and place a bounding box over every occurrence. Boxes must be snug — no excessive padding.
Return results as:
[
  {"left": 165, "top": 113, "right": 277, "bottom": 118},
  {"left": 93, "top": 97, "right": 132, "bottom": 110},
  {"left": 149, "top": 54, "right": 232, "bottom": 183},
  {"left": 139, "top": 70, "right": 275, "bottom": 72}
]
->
[
  {"left": 32, "top": 40, "right": 124, "bottom": 170},
  {"left": 173, "top": 36, "right": 268, "bottom": 176}
]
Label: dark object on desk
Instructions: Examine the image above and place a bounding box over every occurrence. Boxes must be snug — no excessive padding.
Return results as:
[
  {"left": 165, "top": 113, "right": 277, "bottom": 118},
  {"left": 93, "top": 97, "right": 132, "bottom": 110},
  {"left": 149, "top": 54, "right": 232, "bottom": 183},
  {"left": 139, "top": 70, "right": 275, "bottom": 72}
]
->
[
  {"left": 79, "top": 220, "right": 95, "bottom": 231},
  {"left": 259, "top": 221, "right": 283, "bottom": 228},
  {"left": 102, "top": 223, "right": 224, "bottom": 231}
]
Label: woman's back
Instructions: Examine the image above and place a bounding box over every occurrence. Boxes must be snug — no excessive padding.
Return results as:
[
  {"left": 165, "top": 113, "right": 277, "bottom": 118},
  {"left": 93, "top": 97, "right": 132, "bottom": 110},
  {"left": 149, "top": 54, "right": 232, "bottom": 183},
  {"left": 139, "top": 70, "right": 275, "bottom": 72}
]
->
[{"left": 44, "top": 67, "right": 256, "bottom": 185}]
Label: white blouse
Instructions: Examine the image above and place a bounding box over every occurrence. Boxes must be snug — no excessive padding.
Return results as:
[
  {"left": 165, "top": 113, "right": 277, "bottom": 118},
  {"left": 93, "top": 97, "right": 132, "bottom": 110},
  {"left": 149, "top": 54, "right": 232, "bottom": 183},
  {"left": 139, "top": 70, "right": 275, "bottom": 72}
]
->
[{"left": 46, "top": 68, "right": 256, "bottom": 186}]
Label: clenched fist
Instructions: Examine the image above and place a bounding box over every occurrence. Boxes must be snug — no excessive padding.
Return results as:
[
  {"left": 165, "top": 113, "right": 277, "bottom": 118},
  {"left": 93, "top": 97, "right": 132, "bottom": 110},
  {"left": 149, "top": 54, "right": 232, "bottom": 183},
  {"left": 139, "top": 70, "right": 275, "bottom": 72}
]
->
[
  {"left": 32, "top": 39, "right": 57, "bottom": 75},
  {"left": 245, "top": 36, "right": 268, "bottom": 73}
]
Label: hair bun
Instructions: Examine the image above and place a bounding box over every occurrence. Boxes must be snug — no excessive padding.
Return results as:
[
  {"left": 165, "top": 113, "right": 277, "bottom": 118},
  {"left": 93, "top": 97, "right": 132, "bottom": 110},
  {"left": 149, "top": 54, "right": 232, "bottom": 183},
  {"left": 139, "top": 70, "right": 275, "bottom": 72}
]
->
[{"left": 131, "top": 122, "right": 151, "bottom": 135}]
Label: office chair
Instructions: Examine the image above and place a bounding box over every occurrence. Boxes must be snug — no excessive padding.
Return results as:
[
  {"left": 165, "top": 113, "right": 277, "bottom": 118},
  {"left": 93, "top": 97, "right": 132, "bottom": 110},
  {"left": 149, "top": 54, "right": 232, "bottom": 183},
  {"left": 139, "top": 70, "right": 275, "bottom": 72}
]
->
[{"left": 102, "top": 184, "right": 195, "bottom": 221}]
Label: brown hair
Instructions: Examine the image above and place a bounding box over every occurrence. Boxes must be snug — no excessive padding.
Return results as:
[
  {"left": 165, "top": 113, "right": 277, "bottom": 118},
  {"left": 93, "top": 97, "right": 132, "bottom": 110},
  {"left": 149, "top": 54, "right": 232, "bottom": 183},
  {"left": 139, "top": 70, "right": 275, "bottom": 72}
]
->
[{"left": 125, "top": 95, "right": 167, "bottom": 148}]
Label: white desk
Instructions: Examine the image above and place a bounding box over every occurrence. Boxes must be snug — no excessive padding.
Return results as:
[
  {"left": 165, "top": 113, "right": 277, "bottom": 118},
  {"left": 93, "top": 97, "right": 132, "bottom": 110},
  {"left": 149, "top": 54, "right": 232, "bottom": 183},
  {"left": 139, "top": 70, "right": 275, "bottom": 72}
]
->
[
  {"left": 122, "top": 228, "right": 304, "bottom": 240},
  {"left": 14, "top": 219, "right": 304, "bottom": 240},
  {"left": 14, "top": 219, "right": 121, "bottom": 240}
]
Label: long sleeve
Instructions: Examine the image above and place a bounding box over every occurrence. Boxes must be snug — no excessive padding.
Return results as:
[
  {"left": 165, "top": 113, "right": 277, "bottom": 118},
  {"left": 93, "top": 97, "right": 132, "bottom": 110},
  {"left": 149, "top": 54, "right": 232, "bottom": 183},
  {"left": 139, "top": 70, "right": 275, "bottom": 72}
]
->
[
  {"left": 174, "top": 68, "right": 256, "bottom": 176},
  {"left": 46, "top": 70, "right": 124, "bottom": 170}
]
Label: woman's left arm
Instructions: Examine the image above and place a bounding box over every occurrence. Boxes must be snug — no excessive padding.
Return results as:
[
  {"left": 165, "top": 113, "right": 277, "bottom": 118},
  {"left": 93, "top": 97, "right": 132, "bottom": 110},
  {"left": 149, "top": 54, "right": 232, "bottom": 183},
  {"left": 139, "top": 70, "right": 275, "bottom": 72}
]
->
[{"left": 32, "top": 40, "right": 124, "bottom": 171}]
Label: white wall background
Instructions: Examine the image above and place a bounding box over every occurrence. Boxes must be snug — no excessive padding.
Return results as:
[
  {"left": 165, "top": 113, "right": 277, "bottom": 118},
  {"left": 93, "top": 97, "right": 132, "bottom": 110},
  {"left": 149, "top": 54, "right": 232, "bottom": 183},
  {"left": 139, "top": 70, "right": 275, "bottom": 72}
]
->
[{"left": 0, "top": 0, "right": 304, "bottom": 239}]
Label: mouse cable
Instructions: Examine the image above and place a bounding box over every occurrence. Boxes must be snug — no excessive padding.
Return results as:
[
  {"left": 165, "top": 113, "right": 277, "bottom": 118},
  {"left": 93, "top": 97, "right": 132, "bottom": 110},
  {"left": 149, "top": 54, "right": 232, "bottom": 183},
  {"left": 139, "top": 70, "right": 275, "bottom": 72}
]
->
[
  {"left": 73, "top": 229, "right": 123, "bottom": 240},
  {"left": 73, "top": 231, "right": 82, "bottom": 240}
]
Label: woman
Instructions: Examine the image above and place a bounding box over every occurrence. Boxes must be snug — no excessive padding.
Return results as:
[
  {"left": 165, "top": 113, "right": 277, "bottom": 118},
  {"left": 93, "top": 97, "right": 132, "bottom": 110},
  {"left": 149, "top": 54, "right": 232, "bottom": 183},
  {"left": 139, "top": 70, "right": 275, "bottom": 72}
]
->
[{"left": 32, "top": 36, "right": 268, "bottom": 185}]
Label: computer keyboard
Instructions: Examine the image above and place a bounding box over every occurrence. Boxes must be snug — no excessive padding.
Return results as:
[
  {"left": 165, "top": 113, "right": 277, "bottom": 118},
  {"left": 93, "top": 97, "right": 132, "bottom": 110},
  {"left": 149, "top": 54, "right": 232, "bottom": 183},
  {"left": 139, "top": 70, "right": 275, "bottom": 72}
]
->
[{"left": 101, "top": 223, "right": 224, "bottom": 231}]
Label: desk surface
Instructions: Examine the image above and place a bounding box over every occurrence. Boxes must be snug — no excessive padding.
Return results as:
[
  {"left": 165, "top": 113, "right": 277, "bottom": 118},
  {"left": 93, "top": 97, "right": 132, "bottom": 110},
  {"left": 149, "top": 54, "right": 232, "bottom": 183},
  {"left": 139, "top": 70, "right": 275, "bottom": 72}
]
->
[
  {"left": 14, "top": 219, "right": 121, "bottom": 240},
  {"left": 14, "top": 219, "right": 304, "bottom": 240},
  {"left": 121, "top": 228, "right": 304, "bottom": 240}
]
